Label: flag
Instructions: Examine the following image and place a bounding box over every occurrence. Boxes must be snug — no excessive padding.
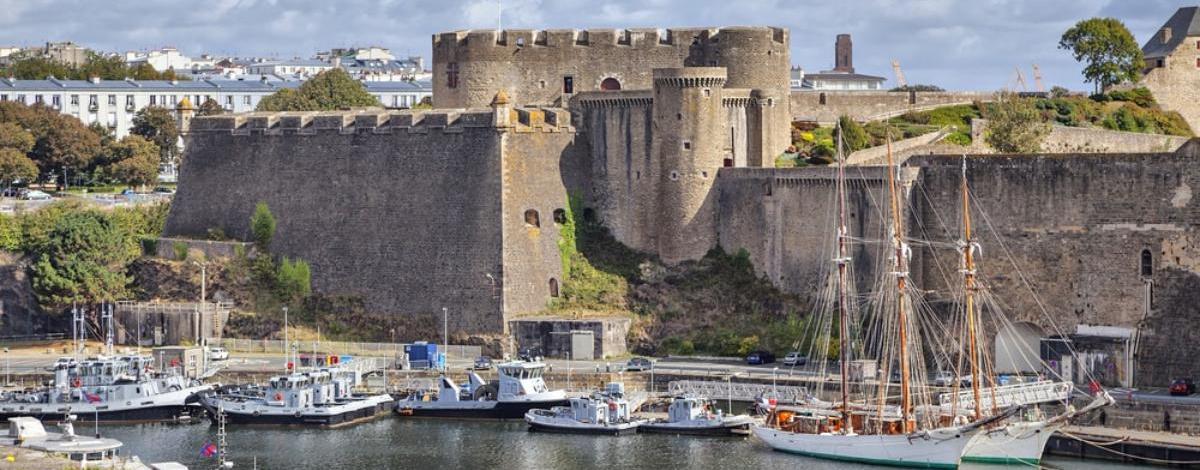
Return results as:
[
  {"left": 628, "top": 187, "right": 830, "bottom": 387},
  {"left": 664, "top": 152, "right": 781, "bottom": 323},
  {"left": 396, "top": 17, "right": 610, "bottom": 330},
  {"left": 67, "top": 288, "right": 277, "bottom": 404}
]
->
[
  {"left": 200, "top": 442, "right": 217, "bottom": 458},
  {"left": 83, "top": 392, "right": 102, "bottom": 404}
]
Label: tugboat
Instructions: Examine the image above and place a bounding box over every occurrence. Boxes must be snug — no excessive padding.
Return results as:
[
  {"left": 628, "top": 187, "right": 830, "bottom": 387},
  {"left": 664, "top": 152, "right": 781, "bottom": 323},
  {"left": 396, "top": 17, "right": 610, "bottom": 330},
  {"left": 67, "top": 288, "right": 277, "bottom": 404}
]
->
[
  {"left": 525, "top": 382, "right": 646, "bottom": 435},
  {"left": 202, "top": 367, "right": 393, "bottom": 426},
  {"left": 0, "top": 355, "right": 213, "bottom": 423},
  {"left": 638, "top": 396, "right": 757, "bottom": 436},
  {"left": 395, "top": 360, "right": 568, "bottom": 419}
]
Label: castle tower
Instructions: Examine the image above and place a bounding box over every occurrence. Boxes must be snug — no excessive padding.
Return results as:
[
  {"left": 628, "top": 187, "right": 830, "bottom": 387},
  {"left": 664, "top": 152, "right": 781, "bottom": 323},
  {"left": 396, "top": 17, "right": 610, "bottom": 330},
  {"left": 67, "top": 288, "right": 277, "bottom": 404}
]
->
[
  {"left": 699, "top": 27, "right": 791, "bottom": 167},
  {"left": 650, "top": 67, "right": 728, "bottom": 263},
  {"left": 175, "top": 96, "right": 195, "bottom": 135},
  {"left": 834, "top": 34, "right": 854, "bottom": 73}
]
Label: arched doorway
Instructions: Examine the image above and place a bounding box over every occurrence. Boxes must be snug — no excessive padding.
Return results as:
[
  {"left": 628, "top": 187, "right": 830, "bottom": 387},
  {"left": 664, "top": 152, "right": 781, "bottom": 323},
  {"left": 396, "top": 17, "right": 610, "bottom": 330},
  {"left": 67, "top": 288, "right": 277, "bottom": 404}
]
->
[
  {"left": 600, "top": 77, "right": 621, "bottom": 91},
  {"left": 994, "top": 322, "right": 1045, "bottom": 375}
]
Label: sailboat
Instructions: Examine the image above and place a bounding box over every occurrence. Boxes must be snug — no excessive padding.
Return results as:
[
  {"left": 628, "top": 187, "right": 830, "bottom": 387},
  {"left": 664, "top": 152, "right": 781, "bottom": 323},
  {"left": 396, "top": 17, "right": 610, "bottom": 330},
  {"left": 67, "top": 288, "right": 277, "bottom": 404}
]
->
[
  {"left": 752, "top": 135, "right": 1009, "bottom": 469},
  {"left": 943, "top": 157, "right": 1113, "bottom": 465}
]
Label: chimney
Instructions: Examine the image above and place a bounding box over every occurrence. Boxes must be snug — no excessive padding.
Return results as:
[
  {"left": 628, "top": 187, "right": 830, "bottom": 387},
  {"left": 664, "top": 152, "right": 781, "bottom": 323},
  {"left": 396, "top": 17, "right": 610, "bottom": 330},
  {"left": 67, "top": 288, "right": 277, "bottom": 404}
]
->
[
  {"left": 1161, "top": 27, "right": 1173, "bottom": 44},
  {"left": 834, "top": 34, "right": 854, "bottom": 73}
]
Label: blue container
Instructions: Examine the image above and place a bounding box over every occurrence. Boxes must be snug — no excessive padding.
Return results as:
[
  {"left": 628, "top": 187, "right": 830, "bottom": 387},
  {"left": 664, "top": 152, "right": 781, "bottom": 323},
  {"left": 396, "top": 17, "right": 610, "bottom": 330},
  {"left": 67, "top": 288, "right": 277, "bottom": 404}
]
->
[{"left": 404, "top": 342, "right": 438, "bottom": 369}]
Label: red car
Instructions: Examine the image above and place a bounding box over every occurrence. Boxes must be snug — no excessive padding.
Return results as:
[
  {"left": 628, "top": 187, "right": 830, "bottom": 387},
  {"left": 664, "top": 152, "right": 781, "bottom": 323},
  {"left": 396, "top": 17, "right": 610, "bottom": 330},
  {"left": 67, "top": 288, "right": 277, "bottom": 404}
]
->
[{"left": 1169, "top": 378, "right": 1196, "bottom": 396}]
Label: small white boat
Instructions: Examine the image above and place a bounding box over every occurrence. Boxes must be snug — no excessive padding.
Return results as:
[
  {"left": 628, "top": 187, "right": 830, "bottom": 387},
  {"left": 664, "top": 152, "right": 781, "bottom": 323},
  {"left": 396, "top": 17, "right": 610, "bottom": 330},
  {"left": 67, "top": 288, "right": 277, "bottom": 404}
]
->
[
  {"left": 525, "top": 383, "right": 646, "bottom": 436},
  {"left": 638, "top": 396, "right": 756, "bottom": 436},
  {"left": 203, "top": 367, "right": 393, "bottom": 427},
  {"left": 395, "top": 361, "right": 567, "bottom": 419}
]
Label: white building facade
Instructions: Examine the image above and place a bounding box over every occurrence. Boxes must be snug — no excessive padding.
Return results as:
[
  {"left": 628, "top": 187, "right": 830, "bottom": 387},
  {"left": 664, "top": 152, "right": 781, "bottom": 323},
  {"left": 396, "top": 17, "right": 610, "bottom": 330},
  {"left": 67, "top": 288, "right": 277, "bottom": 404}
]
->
[{"left": 0, "top": 78, "right": 432, "bottom": 138}]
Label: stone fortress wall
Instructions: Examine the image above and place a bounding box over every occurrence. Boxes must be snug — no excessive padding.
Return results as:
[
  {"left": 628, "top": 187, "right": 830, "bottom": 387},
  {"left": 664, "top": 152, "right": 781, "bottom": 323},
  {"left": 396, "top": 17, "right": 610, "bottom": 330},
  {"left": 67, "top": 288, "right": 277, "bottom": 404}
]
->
[{"left": 790, "top": 90, "right": 995, "bottom": 124}]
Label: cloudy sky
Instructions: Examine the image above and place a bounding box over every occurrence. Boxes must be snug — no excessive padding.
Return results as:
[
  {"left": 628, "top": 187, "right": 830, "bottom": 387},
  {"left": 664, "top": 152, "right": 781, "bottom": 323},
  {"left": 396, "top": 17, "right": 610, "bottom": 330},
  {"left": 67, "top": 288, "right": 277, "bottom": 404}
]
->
[{"left": 0, "top": 0, "right": 1187, "bottom": 91}]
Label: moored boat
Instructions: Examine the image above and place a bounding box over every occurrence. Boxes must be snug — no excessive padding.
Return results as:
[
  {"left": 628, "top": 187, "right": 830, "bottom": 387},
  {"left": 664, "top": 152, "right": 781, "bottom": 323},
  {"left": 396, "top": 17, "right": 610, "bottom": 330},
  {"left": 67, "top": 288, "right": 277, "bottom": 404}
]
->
[
  {"left": 395, "top": 360, "right": 567, "bottom": 419},
  {"left": 202, "top": 367, "right": 392, "bottom": 427},
  {"left": 638, "top": 396, "right": 756, "bottom": 436},
  {"left": 525, "top": 382, "right": 645, "bottom": 436}
]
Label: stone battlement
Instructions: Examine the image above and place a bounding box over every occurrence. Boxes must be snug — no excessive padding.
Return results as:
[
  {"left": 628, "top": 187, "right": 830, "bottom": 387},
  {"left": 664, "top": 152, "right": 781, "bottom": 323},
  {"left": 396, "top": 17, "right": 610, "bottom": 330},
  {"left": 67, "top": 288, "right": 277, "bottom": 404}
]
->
[
  {"left": 188, "top": 107, "right": 573, "bottom": 134},
  {"left": 433, "top": 26, "right": 786, "bottom": 50},
  {"left": 652, "top": 67, "right": 727, "bottom": 88}
]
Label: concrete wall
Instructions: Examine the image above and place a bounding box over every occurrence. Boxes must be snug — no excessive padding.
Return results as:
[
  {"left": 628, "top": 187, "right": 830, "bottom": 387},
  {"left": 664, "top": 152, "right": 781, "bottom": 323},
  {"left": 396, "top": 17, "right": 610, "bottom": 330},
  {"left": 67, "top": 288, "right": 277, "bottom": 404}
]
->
[
  {"left": 790, "top": 90, "right": 993, "bottom": 123},
  {"left": 509, "top": 317, "right": 631, "bottom": 359}
]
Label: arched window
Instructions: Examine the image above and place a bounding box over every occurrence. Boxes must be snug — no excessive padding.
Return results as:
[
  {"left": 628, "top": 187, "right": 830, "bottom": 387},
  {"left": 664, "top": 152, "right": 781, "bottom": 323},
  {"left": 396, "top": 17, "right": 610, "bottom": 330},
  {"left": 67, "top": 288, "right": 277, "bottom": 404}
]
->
[
  {"left": 1141, "top": 249, "right": 1153, "bottom": 277},
  {"left": 553, "top": 209, "right": 567, "bottom": 224},
  {"left": 600, "top": 78, "right": 621, "bottom": 91},
  {"left": 524, "top": 209, "right": 540, "bottom": 227},
  {"left": 549, "top": 278, "right": 560, "bottom": 297}
]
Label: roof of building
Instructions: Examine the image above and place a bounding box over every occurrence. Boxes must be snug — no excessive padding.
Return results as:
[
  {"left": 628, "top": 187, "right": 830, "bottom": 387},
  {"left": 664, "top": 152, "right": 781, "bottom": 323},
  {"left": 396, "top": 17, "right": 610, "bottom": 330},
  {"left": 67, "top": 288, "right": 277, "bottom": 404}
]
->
[
  {"left": 249, "top": 59, "right": 332, "bottom": 68},
  {"left": 803, "top": 72, "right": 885, "bottom": 82},
  {"left": 1143, "top": 6, "right": 1200, "bottom": 58},
  {"left": 0, "top": 78, "right": 431, "bottom": 92}
]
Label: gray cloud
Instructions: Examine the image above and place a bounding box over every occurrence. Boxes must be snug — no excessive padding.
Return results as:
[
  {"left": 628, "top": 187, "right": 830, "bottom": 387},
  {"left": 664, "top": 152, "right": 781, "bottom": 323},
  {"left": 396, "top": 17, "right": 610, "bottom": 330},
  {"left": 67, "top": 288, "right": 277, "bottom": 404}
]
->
[{"left": 0, "top": 0, "right": 1184, "bottom": 91}]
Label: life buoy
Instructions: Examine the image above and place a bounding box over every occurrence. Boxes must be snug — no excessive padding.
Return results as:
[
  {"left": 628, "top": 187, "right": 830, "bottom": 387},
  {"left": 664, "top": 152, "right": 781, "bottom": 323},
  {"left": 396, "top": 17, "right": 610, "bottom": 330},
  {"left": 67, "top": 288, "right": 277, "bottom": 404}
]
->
[
  {"left": 607, "top": 401, "right": 617, "bottom": 411},
  {"left": 71, "top": 377, "right": 81, "bottom": 388},
  {"left": 274, "top": 392, "right": 284, "bottom": 401}
]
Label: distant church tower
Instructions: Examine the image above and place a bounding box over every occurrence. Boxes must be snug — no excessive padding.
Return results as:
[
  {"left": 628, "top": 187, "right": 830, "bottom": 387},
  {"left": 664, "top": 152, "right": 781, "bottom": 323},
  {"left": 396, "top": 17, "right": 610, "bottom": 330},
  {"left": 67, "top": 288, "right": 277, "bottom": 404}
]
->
[{"left": 834, "top": 34, "right": 854, "bottom": 73}]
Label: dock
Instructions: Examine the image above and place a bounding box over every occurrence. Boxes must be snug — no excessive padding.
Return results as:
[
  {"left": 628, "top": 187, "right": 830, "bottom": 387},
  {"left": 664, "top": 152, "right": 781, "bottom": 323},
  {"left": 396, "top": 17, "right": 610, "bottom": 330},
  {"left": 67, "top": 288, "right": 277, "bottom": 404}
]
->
[{"left": 1047, "top": 425, "right": 1200, "bottom": 468}]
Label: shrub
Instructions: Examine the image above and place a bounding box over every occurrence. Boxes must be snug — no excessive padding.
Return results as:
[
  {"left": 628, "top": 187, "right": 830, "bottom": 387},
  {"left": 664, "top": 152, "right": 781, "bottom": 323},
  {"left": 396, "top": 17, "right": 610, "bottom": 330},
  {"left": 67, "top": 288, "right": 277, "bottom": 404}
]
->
[
  {"left": 206, "top": 227, "right": 227, "bottom": 241},
  {"left": 943, "top": 131, "right": 972, "bottom": 146},
  {"left": 276, "top": 257, "right": 313, "bottom": 302},
  {"left": 172, "top": 241, "right": 188, "bottom": 261},
  {"left": 0, "top": 214, "right": 18, "bottom": 251},
  {"left": 250, "top": 202, "right": 276, "bottom": 249},
  {"left": 138, "top": 236, "right": 158, "bottom": 256}
]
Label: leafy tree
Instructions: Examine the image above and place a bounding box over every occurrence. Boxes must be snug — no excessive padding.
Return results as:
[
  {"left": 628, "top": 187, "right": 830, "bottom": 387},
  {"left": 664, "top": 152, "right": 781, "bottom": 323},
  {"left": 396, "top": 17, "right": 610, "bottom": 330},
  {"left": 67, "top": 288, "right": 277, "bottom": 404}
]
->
[
  {"left": 0, "top": 51, "right": 187, "bottom": 81},
  {"left": 130, "top": 106, "right": 179, "bottom": 165},
  {"left": 0, "top": 122, "right": 35, "bottom": 153},
  {"left": 250, "top": 202, "right": 276, "bottom": 248},
  {"left": 255, "top": 69, "right": 379, "bottom": 111},
  {"left": 0, "top": 148, "right": 38, "bottom": 189},
  {"left": 833, "top": 115, "right": 870, "bottom": 152},
  {"left": 28, "top": 210, "right": 133, "bottom": 307},
  {"left": 197, "top": 98, "right": 225, "bottom": 117},
  {"left": 276, "top": 257, "right": 312, "bottom": 303},
  {"left": 0, "top": 102, "right": 102, "bottom": 185},
  {"left": 412, "top": 97, "right": 433, "bottom": 110},
  {"left": 1059, "top": 18, "right": 1145, "bottom": 93},
  {"left": 984, "top": 92, "right": 1051, "bottom": 153},
  {"left": 107, "top": 135, "right": 159, "bottom": 187},
  {"left": 890, "top": 84, "right": 944, "bottom": 92},
  {"left": 1049, "top": 86, "right": 1071, "bottom": 99}
]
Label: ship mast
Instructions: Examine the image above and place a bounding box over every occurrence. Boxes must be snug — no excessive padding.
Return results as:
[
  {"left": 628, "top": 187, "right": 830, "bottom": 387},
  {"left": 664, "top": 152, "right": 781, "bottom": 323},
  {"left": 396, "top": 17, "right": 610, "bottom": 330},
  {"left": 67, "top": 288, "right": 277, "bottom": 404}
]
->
[
  {"left": 884, "top": 136, "right": 913, "bottom": 432},
  {"left": 960, "top": 156, "right": 983, "bottom": 421},
  {"left": 835, "top": 125, "right": 852, "bottom": 434}
]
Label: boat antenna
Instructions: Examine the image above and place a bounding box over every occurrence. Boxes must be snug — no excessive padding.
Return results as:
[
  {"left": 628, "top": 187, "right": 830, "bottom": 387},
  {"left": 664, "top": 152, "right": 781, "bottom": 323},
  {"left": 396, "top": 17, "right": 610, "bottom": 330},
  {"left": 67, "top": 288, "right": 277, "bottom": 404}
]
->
[
  {"left": 884, "top": 133, "right": 913, "bottom": 432},
  {"left": 834, "top": 121, "right": 852, "bottom": 434},
  {"left": 960, "top": 154, "right": 983, "bottom": 422}
]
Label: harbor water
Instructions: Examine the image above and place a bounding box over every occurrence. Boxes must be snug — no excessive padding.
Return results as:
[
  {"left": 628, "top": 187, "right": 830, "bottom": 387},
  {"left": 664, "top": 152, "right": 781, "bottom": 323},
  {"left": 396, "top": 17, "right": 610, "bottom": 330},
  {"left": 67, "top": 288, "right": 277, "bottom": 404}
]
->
[{"left": 100, "top": 419, "right": 1152, "bottom": 469}]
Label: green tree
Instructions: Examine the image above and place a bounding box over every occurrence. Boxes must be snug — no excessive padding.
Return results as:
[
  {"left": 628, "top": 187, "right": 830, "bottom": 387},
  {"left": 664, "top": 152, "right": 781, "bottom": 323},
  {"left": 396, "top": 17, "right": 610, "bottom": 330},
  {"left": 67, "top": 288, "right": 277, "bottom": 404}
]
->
[
  {"left": 0, "top": 122, "right": 35, "bottom": 153},
  {"left": 197, "top": 98, "right": 225, "bottom": 117},
  {"left": 833, "top": 115, "right": 870, "bottom": 152},
  {"left": 250, "top": 202, "right": 276, "bottom": 248},
  {"left": 130, "top": 106, "right": 179, "bottom": 165},
  {"left": 28, "top": 210, "right": 133, "bottom": 307},
  {"left": 1059, "top": 18, "right": 1145, "bottom": 93},
  {"left": 107, "top": 135, "right": 160, "bottom": 187},
  {"left": 276, "top": 257, "right": 312, "bottom": 303},
  {"left": 30, "top": 114, "right": 102, "bottom": 187},
  {"left": 0, "top": 148, "right": 38, "bottom": 189},
  {"left": 984, "top": 92, "right": 1051, "bottom": 153},
  {"left": 255, "top": 69, "right": 379, "bottom": 111}
]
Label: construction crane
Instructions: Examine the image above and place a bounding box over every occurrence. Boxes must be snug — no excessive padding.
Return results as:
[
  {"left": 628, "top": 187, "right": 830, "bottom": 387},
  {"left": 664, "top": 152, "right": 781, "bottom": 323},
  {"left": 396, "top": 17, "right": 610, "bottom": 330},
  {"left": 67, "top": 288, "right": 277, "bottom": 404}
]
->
[
  {"left": 1013, "top": 66, "right": 1028, "bottom": 92},
  {"left": 892, "top": 59, "right": 908, "bottom": 88},
  {"left": 1032, "top": 64, "right": 1045, "bottom": 93}
]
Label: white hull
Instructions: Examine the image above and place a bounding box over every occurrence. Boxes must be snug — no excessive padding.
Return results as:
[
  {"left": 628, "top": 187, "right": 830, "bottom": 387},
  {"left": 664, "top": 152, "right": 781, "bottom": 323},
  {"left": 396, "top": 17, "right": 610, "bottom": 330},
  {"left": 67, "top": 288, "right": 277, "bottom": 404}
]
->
[
  {"left": 752, "top": 426, "right": 977, "bottom": 469},
  {"left": 962, "top": 420, "right": 1058, "bottom": 465},
  {"left": 525, "top": 412, "right": 646, "bottom": 435}
]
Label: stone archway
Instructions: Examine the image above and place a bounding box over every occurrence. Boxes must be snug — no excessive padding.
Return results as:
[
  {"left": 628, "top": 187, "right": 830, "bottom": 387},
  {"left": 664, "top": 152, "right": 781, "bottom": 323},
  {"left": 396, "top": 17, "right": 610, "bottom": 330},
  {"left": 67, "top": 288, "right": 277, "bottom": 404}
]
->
[
  {"left": 600, "top": 77, "right": 621, "bottom": 91},
  {"left": 994, "top": 321, "right": 1045, "bottom": 374}
]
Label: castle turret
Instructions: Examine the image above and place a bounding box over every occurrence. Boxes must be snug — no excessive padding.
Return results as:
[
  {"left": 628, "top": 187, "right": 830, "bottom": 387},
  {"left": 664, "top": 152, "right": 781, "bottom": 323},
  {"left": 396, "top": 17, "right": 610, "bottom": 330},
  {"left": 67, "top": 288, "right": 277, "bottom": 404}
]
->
[
  {"left": 490, "top": 90, "right": 512, "bottom": 128},
  {"left": 651, "top": 67, "right": 727, "bottom": 263},
  {"left": 175, "top": 96, "right": 195, "bottom": 135}
]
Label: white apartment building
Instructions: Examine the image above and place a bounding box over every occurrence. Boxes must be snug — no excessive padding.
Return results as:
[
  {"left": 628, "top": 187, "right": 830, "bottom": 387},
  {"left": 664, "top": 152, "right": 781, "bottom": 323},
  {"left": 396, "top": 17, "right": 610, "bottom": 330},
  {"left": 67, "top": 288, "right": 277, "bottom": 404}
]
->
[
  {"left": 125, "top": 47, "right": 192, "bottom": 72},
  {"left": 245, "top": 59, "right": 334, "bottom": 79},
  {"left": 0, "top": 77, "right": 432, "bottom": 138}
]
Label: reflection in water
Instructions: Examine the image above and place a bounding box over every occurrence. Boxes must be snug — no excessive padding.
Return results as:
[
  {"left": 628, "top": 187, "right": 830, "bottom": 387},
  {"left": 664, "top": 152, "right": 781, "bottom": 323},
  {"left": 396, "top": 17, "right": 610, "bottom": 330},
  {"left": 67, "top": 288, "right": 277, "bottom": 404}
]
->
[{"left": 99, "top": 419, "right": 1143, "bottom": 470}]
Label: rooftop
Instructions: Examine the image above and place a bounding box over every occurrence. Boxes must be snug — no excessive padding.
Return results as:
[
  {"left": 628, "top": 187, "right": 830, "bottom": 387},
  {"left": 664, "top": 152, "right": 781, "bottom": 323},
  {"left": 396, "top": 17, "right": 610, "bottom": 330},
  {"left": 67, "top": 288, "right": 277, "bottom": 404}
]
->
[
  {"left": 1143, "top": 6, "right": 1200, "bottom": 58},
  {"left": 804, "top": 72, "right": 886, "bottom": 81},
  {"left": 0, "top": 77, "right": 430, "bottom": 92}
]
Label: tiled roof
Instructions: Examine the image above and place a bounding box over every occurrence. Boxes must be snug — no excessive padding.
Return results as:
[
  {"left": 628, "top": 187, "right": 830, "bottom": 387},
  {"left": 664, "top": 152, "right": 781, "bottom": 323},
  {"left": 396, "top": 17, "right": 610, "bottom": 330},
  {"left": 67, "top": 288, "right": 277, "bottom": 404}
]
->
[{"left": 1143, "top": 6, "right": 1200, "bottom": 58}]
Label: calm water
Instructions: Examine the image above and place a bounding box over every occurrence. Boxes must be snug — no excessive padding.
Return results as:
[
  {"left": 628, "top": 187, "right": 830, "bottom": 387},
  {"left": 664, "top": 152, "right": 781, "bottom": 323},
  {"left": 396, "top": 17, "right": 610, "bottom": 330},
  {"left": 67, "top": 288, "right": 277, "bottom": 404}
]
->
[{"left": 100, "top": 419, "right": 1149, "bottom": 470}]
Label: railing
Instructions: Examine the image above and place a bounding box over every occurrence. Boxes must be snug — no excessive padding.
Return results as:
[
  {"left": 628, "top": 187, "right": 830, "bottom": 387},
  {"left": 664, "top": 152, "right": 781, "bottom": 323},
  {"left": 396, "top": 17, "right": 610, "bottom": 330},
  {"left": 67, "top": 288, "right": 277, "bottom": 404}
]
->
[
  {"left": 215, "top": 338, "right": 481, "bottom": 361},
  {"left": 668, "top": 380, "right": 811, "bottom": 404},
  {"left": 938, "top": 380, "right": 1072, "bottom": 411}
]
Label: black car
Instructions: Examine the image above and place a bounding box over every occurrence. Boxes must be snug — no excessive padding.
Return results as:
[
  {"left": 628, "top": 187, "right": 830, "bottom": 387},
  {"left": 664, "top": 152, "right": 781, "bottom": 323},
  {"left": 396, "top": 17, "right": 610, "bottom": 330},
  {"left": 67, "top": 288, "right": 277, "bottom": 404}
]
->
[
  {"left": 519, "top": 348, "right": 544, "bottom": 362},
  {"left": 746, "top": 350, "right": 776, "bottom": 365},
  {"left": 1169, "top": 378, "right": 1196, "bottom": 396}
]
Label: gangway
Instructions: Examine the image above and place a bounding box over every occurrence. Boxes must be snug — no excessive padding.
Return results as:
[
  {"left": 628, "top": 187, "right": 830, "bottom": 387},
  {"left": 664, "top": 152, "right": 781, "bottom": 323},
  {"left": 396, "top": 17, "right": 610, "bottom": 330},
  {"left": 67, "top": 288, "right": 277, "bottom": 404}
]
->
[
  {"left": 667, "top": 380, "right": 811, "bottom": 405},
  {"left": 938, "top": 380, "right": 1071, "bottom": 412}
]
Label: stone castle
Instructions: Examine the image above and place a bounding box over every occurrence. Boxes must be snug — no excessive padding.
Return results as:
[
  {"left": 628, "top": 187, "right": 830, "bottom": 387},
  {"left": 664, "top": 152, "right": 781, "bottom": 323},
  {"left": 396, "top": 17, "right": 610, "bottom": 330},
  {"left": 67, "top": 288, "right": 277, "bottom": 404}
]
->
[
  {"left": 165, "top": 25, "right": 1200, "bottom": 386},
  {"left": 1141, "top": 6, "right": 1200, "bottom": 133}
]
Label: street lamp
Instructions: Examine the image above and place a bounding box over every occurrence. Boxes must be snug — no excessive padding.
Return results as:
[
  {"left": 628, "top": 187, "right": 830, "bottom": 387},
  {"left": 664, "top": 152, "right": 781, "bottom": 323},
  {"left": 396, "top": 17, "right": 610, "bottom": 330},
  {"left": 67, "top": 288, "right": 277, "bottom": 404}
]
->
[
  {"left": 773, "top": 367, "right": 779, "bottom": 395},
  {"left": 190, "top": 261, "right": 206, "bottom": 348},
  {"left": 3, "top": 347, "right": 8, "bottom": 388},
  {"left": 441, "top": 307, "right": 448, "bottom": 372}
]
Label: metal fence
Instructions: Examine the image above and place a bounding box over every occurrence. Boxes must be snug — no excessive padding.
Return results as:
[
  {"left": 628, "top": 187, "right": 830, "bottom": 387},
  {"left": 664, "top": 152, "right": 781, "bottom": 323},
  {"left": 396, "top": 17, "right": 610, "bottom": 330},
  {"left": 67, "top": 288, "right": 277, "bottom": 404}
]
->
[{"left": 215, "top": 338, "right": 481, "bottom": 361}]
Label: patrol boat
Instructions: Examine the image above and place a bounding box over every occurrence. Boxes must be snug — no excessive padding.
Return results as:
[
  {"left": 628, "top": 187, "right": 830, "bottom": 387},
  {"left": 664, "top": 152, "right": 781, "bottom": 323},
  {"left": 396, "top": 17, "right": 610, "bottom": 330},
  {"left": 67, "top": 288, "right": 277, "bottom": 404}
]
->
[
  {"left": 525, "top": 382, "right": 646, "bottom": 435},
  {"left": 395, "top": 360, "right": 568, "bottom": 419},
  {"left": 0, "top": 355, "right": 213, "bottom": 423},
  {"left": 638, "top": 396, "right": 757, "bottom": 436},
  {"left": 202, "top": 367, "right": 393, "bottom": 426}
]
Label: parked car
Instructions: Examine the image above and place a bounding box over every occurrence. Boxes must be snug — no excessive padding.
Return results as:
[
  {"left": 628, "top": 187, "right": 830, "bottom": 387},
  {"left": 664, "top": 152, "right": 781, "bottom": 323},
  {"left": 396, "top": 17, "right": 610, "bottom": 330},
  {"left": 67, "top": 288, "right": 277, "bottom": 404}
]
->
[
  {"left": 48, "top": 357, "right": 77, "bottom": 371},
  {"left": 746, "top": 350, "right": 776, "bottom": 365},
  {"left": 1169, "top": 378, "right": 1196, "bottom": 396},
  {"left": 152, "top": 186, "right": 175, "bottom": 194},
  {"left": 1, "top": 188, "right": 21, "bottom": 198},
  {"left": 21, "top": 190, "right": 51, "bottom": 201},
  {"left": 473, "top": 356, "right": 493, "bottom": 370},
  {"left": 625, "top": 357, "right": 653, "bottom": 372},
  {"left": 782, "top": 352, "right": 807, "bottom": 367},
  {"left": 518, "top": 348, "right": 544, "bottom": 363},
  {"left": 207, "top": 347, "right": 230, "bottom": 361},
  {"left": 933, "top": 371, "right": 964, "bottom": 387}
]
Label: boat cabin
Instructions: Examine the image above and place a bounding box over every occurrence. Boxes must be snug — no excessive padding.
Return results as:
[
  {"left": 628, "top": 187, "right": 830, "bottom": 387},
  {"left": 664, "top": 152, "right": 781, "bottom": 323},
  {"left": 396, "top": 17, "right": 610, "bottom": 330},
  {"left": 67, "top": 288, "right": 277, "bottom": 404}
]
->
[
  {"left": 667, "top": 397, "right": 716, "bottom": 423},
  {"left": 497, "top": 361, "right": 551, "bottom": 399},
  {"left": 569, "top": 395, "right": 632, "bottom": 425}
]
